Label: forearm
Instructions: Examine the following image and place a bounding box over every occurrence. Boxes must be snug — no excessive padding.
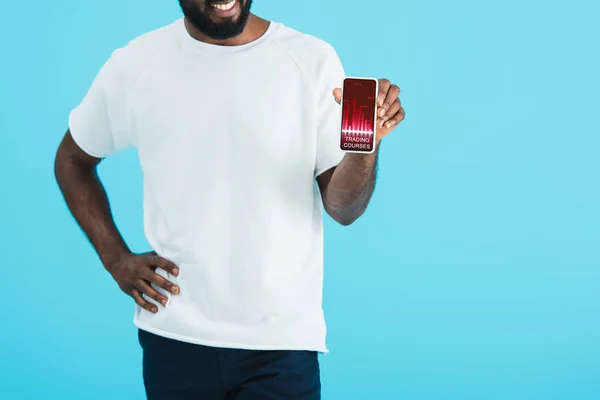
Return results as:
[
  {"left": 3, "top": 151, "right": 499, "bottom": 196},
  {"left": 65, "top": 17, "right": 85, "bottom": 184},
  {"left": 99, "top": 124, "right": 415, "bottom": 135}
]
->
[
  {"left": 323, "top": 142, "right": 380, "bottom": 225},
  {"left": 54, "top": 152, "right": 130, "bottom": 268}
]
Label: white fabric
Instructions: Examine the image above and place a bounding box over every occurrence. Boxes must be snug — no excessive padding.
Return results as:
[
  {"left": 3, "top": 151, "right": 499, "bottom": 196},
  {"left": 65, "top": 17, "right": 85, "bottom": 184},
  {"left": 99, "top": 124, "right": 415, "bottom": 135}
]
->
[{"left": 69, "top": 18, "right": 346, "bottom": 352}]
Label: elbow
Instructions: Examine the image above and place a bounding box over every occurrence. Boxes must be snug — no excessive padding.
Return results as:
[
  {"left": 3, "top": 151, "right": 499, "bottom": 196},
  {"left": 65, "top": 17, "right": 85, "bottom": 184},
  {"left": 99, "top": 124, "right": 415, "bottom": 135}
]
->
[
  {"left": 330, "top": 209, "right": 364, "bottom": 226},
  {"left": 336, "top": 214, "right": 361, "bottom": 226},
  {"left": 337, "top": 217, "right": 356, "bottom": 226},
  {"left": 324, "top": 200, "right": 366, "bottom": 226}
]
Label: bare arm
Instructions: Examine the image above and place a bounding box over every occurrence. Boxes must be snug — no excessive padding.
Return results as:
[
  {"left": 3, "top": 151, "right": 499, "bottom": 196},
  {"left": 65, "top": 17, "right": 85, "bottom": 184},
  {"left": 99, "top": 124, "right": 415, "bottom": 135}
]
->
[
  {"left": 54, "top": 130, "right": 179, "bottom": 313},
  {"left": 318, "top": 79, "right": 405, "bottom": 226},
  {"left": 317, "top": 145, "right": 379, "bottom": 226},
  {"left": 54, "top": 130, "right": 130, "bottom": 266}
]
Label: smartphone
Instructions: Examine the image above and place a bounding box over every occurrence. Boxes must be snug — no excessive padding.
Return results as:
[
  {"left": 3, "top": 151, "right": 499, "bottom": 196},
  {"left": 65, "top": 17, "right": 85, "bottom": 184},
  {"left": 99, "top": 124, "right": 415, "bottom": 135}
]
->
[{"left": 340, "top": 77, "right": 379, "bottom": 154}]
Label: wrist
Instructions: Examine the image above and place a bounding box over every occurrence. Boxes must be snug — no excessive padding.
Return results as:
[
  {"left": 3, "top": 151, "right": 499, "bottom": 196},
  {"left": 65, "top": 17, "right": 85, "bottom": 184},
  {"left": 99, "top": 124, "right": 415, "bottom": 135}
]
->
[{"left": 100, "top": 246, "right": 133, "bottom": 272}]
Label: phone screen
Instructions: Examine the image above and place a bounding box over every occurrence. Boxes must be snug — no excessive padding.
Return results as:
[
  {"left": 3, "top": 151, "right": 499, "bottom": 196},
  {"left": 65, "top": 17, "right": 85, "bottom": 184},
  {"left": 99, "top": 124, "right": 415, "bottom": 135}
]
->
[{"left": 340, "top": 78, "right": 378, "bottom": 153}]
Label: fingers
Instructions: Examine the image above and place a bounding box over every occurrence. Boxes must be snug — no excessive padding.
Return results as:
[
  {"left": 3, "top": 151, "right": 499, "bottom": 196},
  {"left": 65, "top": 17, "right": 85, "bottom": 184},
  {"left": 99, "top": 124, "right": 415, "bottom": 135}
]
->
[
  {"left": 332, "top": 88, "right": 342, "bottom": 104},
  {"left": 377, "top": 79, "right": 391, "bottom": 108},
  {"left": 149, "top": 254, "right": 179, "bottom": 277},
  {"left": 379, "top": 98, "right": 402, "bottom": 128},
  {"left": 378, "top": 83, "right": 400, "bottom": 118},
  {"left": 148, "top": 272, "right": 180, "bottom": 295},
  {"left": 132, "top": 288, "right": 158, "bottom": 314},
  {"left": 137, "top": 253, "right": 180, "bottom": 312},
  {"left": 135, "top": 280, "right": 169, "bottom": 307},
  {"left": 114, "top": 252, "right": 181, "bottom": 313},
  {"left": 385, "top": 106, "right": 406, "bottom": 129}
]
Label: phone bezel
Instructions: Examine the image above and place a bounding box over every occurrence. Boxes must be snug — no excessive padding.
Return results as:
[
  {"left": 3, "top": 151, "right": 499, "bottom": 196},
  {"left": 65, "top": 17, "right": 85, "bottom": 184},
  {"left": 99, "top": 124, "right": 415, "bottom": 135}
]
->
[{"left": 339, "top": 76, "right": 379, "bottom": 154}]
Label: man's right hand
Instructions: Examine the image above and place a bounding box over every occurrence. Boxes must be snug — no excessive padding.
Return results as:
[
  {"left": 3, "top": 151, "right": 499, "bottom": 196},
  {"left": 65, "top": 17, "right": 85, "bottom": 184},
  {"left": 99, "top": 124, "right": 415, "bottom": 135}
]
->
[{"left": 107, "top": 252, "right": 180, "bottom": 313}]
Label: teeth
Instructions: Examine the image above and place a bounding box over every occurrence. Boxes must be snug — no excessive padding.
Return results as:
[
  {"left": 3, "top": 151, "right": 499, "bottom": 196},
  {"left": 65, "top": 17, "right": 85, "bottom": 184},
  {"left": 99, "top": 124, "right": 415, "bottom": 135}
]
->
[{"left": 212, "top": 0, "right": 236, "bottom": 11}]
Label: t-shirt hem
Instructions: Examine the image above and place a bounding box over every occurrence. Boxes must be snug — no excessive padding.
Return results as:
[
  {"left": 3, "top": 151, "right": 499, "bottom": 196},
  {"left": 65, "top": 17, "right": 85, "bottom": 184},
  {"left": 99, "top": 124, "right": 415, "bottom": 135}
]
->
[
  {"left": 315, "top": 158, "right": 344, "bottom": 177},
  {"left": 134, "top": 320, "right": 330, "bottom": 354},
  {"left": 68, "top": 117, "right": 112, "bottom": 159}
]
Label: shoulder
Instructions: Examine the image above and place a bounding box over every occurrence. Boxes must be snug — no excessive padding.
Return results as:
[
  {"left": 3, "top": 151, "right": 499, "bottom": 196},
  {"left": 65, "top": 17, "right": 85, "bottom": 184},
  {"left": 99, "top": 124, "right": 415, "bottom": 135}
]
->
[
  {"left": 271, "top": 24, "right": 343, "bottom": 79},
  {"left": 104, "top": 20, "right": 180, "bottom": 78},
  {"left": 272, "top": 24, "right": 338, "bottom": 58}
]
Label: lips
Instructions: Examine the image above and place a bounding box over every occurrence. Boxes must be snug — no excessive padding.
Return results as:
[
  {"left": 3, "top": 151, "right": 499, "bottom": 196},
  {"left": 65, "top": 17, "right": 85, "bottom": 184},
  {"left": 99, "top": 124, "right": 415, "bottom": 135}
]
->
[{"left": 210, "top": 0, "right": 239, "bottom": 16}]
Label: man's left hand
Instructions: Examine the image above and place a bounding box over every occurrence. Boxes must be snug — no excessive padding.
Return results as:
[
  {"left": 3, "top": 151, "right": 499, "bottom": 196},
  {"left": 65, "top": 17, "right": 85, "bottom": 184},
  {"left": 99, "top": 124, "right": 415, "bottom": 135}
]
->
[{"left": 333, "top": 78, "right": 405, "bottom": 145}]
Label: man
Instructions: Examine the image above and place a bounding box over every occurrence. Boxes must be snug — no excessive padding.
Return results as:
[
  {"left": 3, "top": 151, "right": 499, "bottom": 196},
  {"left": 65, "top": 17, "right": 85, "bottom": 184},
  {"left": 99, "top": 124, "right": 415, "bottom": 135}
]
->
[{"left": 54, "top": 0, "right": 405, "bottom": 398}]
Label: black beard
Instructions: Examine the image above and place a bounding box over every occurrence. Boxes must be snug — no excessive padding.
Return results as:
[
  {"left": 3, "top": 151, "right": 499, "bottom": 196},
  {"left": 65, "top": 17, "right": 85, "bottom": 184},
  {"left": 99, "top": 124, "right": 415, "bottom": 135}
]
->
[{"left": 179, "top": 0, "right": 253, "bottom": 40}]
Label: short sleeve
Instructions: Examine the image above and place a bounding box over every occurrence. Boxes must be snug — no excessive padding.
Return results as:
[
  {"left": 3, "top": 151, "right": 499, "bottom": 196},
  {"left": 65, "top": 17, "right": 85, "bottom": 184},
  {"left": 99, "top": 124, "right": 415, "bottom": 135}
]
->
[
  {"left": 69, "top": 48, "right": 134, "bottom": 158},
  {"left": 314, "top": 45, "right": 346, "bottom": 177}
]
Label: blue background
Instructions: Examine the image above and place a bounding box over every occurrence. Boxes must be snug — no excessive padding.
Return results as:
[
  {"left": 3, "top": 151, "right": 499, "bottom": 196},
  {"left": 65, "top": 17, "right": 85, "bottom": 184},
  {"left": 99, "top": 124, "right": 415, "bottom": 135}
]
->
[{"left": 1, "top": 0, "right": 599, "bottom": 399}]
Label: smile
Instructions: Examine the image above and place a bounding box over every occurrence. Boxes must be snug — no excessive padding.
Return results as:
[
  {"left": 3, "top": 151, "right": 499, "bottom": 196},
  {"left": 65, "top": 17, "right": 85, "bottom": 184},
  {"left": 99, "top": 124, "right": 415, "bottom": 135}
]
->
[{"left": 212, "top": 0, "right": 237, "bottom": 11}]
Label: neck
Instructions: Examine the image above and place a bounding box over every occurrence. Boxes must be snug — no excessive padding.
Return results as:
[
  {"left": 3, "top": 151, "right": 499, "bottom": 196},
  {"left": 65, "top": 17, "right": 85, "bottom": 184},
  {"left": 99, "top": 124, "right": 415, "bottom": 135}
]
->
[{"left": 183, "top": 14, "right": 270, "bottom": 46}]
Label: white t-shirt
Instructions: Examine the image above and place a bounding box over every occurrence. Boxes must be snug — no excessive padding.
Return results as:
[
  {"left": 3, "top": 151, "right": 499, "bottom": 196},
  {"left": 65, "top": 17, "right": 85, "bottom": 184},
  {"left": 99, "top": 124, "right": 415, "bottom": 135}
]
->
[{"left": 69, "top": 18, "right": 346, "bottom": 353}]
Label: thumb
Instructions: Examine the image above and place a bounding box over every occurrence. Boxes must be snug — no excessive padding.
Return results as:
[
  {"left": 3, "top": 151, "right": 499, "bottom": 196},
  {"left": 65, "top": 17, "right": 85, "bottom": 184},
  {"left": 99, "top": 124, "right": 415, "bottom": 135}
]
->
[{"left": 332, "top": 88, "right": 342, "bottom": 104}]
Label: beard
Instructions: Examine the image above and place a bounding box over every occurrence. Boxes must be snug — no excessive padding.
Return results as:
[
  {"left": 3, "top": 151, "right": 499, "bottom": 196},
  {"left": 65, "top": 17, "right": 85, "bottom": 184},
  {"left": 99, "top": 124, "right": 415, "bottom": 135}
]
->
[{"left": 178, "top": 0, "right": 253, "bottom": 40}]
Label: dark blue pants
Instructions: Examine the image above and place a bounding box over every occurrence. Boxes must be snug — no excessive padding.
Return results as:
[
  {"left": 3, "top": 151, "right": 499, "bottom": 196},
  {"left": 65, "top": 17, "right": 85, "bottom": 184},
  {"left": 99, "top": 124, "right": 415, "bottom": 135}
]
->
[{"left": 138, "top": 329, "right": 321, "bottom": 400}]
